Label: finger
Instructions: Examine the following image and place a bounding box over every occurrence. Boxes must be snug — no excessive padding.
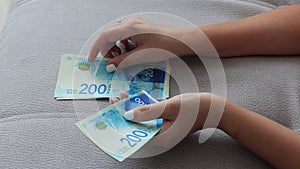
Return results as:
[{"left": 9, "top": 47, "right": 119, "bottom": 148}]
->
[
  {"left": 105, "top": 48, "right": 139, "bottom": 73},
  {"left": 106, "top": 47, "right": 175, "bottom": 73},
  {"left": 109, "top": 92, "right": 129, "bottom": 104},
  {"left": 118, "top": 38, "right": 136, "bottom": 51},
  {"left": 88, "top": 25, "right": 134, "bottom": 62},
  {"left": 116, "top": 40, "right": 127, "bottom": 54},
  {"left": 104, "top": 38, "right": 134, "bottom": 58},
  {"left": 109, "top": 97, "right": 120, "bottom": 104},
  {"left": 123, "top": 100, "right": 177, "bottom": 122},
  {"left": 119, "top": 91, "right": 129, "bottom": 99},
  {"left": 118, "top": 39, "right": 130, "bottom": 53},
  {"left": 88, "top": 46, "right": 100, "bottom": 62},
  {"left": 88, "top": 16, "right": 146, "bottom": 61},
  {"left": 127, "top": 39, "right": 137, "bottom": 50},
  {"left": 145, "top": 123, "right": 182, "bottom": 149},
  {"left": 103, "top": 45, "right": 121, "bottom": 58}
]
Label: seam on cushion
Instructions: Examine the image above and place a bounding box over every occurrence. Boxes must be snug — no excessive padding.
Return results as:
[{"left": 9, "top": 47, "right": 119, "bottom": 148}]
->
[
  {"left": 0, "top": 112, "right": 77, "bottom": 124},
  {"left": 236, "top": 0, "right": 278, "bottom": 9},
  {"left": 10, "top": 0, "right": 32, "bottom": 11},
  {"left": 236, "top": 0, "right": 299, "bottom": 8},
  {"left": 0, "top": 103, "right": 76, "bottom": 122},
  {"left": 0, "top": 0, "right": 29, "bottom": 42},
  {"left": 194, "top": 0, "right": 276, "bottom": 10}
]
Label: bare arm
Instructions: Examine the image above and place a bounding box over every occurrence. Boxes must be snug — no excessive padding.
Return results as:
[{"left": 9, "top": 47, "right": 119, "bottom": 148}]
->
[
  {"left": 89, "top": 5, "right": 300, "bottom": 69},
  {"left": 199, "top": 6, "right": 300, "bottom": 167},
  {"left": 120, "top": 92, "right": 300, "bottom": 169},
  {"left": 219, "top": 100, "right": 300, "bottom": 169},
  {"left": 201, "top": 4, "right": 300, "bottom": 57}
]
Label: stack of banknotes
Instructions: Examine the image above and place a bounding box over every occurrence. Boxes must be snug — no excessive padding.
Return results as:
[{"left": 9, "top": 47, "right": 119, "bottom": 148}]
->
[
  {"left": 55, "top": 54, "right": 170, "bottom": 161},
  {"left": 76, "top": 90, "right": 162, "bottom": 161},
  {"left": 55, "top": 54, "right": 170, "bottom": 100}
]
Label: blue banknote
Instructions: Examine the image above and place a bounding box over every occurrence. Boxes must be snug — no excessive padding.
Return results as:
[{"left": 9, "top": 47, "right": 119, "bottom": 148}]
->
[
  {"left": 75, "top": 90, "right": 162, "bottom": 161},
  {"left": 55, "top": 54, "right": 170, "bottom": 100}
]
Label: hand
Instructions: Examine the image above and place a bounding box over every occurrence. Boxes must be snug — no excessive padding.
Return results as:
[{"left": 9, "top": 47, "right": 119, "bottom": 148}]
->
[
  {"left": 89, "top": 17, "right": 195, "bottom": 72},
  {"left": 111, "top": 92, "right": 224, "bottom": 148}
]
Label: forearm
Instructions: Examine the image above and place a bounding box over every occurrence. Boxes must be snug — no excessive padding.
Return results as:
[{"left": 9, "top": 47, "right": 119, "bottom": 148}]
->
[
  {"left": 200, "top": 4, "right": 300, "bottom": 57},
  {"left": 219, "top": 100, "right": 300, "bottom": 169}
]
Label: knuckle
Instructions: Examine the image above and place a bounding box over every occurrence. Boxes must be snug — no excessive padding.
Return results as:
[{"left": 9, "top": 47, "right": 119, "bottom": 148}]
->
[
  {"left": 99, "top": 31, "right": 108, "bottom": 39},
  {"left": 126, "top": 16, "right": 143, "bottom": 25},
  {"left": 139, "top": 105, "right": 151, "bottom": 112},
  {"left": 132, "top": 16, "right": 143, "bottom": 22}
]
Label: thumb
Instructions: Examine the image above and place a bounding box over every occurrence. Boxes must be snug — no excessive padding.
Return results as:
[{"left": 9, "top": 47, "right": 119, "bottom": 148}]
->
[{"left": 123, "top": 101, "right": 170, "bottom": 122}]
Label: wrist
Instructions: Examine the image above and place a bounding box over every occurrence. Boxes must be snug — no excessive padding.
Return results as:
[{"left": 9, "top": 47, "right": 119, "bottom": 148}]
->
[
  {"left": 200, "top": 21, "right": 249, "bottom": 57},
  {"left": 218, "top": 100, "right": 242, "bottom": 139},
  {"left": 167, "top": 27, "right": 202, "bottom": 56},
  {"left": 193, "top": 93, "right": 228, "bottom": 132},
  {"left": 200, "top": 24, "right": 228, "bottom": 57}
]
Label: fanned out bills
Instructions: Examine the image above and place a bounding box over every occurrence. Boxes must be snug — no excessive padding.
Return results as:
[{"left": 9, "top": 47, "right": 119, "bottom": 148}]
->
[
  {"left": 54, "top": 54, "right": 170, "bottom": 100},
  {"left": 75, "top": 90, "right": 162, "bottom": 161}
]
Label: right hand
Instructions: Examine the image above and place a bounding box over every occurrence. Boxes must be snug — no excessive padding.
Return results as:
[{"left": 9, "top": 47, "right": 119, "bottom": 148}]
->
[
  {"left": 111, "top": 92, "right": 225, "bottom": 148},
  {"left": 88, "top": 17, "right": 195, "bottom": 72}
]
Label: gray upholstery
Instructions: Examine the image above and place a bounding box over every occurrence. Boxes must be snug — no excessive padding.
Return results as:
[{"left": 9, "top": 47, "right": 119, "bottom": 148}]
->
[{"left": 1, "top": 0, "right": 299, "bottom": 168}]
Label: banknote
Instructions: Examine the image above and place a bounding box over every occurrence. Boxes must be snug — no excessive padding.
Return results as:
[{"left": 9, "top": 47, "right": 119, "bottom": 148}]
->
[
  {"left": 75, "top": 90, "right": 162, "bottom": 161},
  {"left": 54, "top": 54, "right": 170, "bottom": 100}
]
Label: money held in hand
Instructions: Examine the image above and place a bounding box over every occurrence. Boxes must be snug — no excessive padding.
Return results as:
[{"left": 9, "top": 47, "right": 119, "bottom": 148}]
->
[
  {"left": 54, "top": 54, "right": 170, "bottom": 100},
  {"left": 75, "top": 90, "right": 162, "bottom": 161}
]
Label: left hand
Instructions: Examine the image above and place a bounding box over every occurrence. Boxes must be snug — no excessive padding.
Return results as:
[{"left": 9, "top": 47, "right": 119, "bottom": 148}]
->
[{"left": 88, "top": 17, "right": 195, "bottom": 72}]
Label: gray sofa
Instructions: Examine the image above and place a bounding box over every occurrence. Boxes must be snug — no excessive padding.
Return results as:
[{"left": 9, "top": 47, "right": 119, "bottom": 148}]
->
[{"left": 1, "top": 0, "right": 299, "bottom": 168}]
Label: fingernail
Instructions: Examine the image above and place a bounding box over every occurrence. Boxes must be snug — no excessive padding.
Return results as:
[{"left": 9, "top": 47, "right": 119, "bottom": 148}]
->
[
  {"left": 97, "top": 52, "right": 103, "bottom": 58},
  {"left": 106, "top": 64, "right": 116, "bottom": 73},
  {"left": 111, "top": 51, "right": 119, "bottom": 57},
  {"left": 124, "top": 110, "right": 134, "bottom": 120},
  {"left": 116, "top": 40, "right": 127, "bottom": 54},
  {"left": 87, "top": 56, "right": 92, "bottom": 62},
  {"left": 127, "top": 40, "right": 136, "bottom": 49},
  {"left": 120, "top": 48, "right": 126, "bottom": 54},
  {"left": 116, "top": 40, "right": 126, "bottom": 50},
  {"left": 110, "top": 98, "right": 119, "bottom": 104}
]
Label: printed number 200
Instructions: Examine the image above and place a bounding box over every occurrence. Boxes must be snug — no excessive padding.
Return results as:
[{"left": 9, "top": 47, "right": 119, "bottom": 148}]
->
[
  {"left": 120, "top": 130, "right": 148, "bottom": 147},
  {"left": 79, "top": 83, "right": 107, "bottom": 94}
]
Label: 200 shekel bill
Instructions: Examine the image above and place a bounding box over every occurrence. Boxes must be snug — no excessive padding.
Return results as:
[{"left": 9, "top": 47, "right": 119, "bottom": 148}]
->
[
  {"left": 55, "top": 54, "right": 170, "bottom": 100},
  {"left": 75, "top": 90, "right": 162, "bottom": 161}
]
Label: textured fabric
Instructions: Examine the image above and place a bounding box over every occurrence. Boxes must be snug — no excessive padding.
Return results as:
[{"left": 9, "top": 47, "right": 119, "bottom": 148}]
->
[{"left": 0, "top": 0, "right": 299, "bottom": 168}]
